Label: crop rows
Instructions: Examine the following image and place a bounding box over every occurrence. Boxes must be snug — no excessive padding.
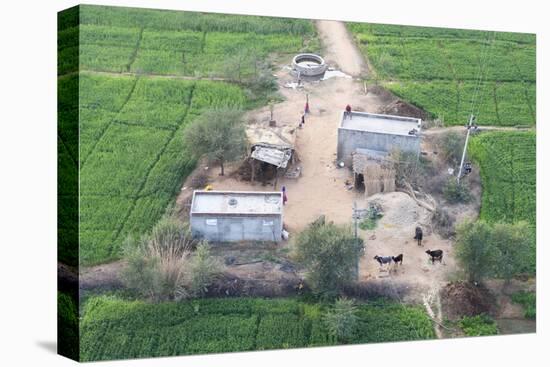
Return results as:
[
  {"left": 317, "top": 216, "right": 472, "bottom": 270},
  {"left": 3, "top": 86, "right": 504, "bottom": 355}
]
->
[
  {"left": 349, "top": 23, "right": 536, "bottom": 126},
  {"left": 58, "top": 5, "right": 314, "bottom": 77},
  {"left": 468, "top": 131, "right": 536, "bottom": 226},
  {"left": 80, "top": 296, "right": 435, "bottom": 361},
  {"left": 75, "top": 74, "right": 246, "bottom": 265}
]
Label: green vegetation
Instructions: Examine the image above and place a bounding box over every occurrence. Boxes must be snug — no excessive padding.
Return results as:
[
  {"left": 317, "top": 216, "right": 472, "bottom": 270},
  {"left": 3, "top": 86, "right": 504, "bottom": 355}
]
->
[
  {"left": 183, "top": 107, "right": 247, "bottom": 176},
  {"left": 323, "top": 297, "right": 359, "bottom": 343},
  {"left": 294, "top": 219, "right": 364, "bottom": 296},
  {"left": 59, "top": 5, "right": 316, "bottom": 78},
  {"left": 121, "top": 218, "right": 221, "bottom": 301},
  {"left": 443, "top": 179, "right": 472, "bottom": 204},
  {"left": 456, "top": 220, "right": 534, "bottom": 282},
  {"left": 80, "top": 296, "right": 434, "bottom": 361},
  {"left": 58, "top": 5, "right": 315, "bottom": 265},
  {"left": 511, "top": 291, "right": 536, "bottom": 319},
  {"left": 58, "top": 292, "right": 79, "bottom": 360},
  {"left": 459, "top": 314, "right": 499, "bottom": 336},
  {"left": 348, "top": 23, "right": 535, "bottom": 126},
  {"left": 77, "top": 74, "right": 246, "bottom": 265},
  {"left": 469, "top": 131, "right": 536, "bottom": 226}
]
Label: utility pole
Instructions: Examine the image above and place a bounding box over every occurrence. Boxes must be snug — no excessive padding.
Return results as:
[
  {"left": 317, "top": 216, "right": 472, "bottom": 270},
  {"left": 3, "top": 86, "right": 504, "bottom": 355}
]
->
[{"left": 457, "top": 114, "right": 475, "bottom": 184}]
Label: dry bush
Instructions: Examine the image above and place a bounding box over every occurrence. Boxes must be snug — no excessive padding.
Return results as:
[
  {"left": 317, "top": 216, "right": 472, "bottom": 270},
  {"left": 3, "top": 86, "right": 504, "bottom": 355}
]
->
[
  {"left": 122, "top": 218, "right": 221, "bottom": 301},
  {"left": 432, "top": 207, "right": 456, "bottom": 238}
]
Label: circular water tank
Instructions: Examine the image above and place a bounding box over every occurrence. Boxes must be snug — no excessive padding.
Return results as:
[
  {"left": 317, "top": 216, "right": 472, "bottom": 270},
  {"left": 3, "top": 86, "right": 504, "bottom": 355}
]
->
[{"left": 292, "top": 53, "right": 327, "bottom": 76}]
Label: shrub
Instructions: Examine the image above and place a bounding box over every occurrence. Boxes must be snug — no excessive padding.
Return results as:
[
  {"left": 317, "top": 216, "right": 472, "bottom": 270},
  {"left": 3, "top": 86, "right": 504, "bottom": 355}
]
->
[
  {"left": 459, "top": 314, "right": 498, "bottom": 336},
  {"left": 323, "top": 297, "right": 359, "bottom": 343},
  {"left": 432, "top": 206, "right": 455, "bottom": 238},
  {"left": 293, "top": 219, "right": 363, "bottom": 296},
  {"left": 511, "top": 291, "right": 536, "bottom": 319},
  {"left": 187, "top": 242, "right": 222, "bottom": 297},
  {"left": 455, "top": 220, "right": 496, "bottom": 282},
  {"left": 121, "top": 218, "right": 195, "bottom": 301},
  {"left": 443, "top": 178, "right": 472, "bottom": 204},
  {"left": 435, "top": 131, "right": 466, "bottom": 165}
]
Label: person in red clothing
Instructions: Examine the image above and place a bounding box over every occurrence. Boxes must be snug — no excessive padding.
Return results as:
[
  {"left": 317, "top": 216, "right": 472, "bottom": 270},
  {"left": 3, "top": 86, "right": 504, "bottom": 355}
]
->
[
  {"left": 282, "top": 186, "right": 288, "bottom": 205},
  {"left": 345, "top": 104, "right": 352, "bottom": 119}
]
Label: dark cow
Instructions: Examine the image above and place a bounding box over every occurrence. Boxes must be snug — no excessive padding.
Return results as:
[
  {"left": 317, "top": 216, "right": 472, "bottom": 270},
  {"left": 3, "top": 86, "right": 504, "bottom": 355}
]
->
[
  {"left": 414, "top": 226, "right": 423, "bottom": 246},
  {"left": 374, "top": 255, "right": 393, "bottom": 267},
  {"left": 425, "top": 249, "right": 443, "bottom": 263},
  {"left": 392, "top": 254, "right": 403, "bottom": 265}
]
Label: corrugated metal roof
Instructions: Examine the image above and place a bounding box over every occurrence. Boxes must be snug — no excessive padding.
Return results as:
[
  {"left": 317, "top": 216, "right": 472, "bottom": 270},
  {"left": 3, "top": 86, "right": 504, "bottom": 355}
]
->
[{"left": 250, "top": 145, "right": 292, "bottom": 168}]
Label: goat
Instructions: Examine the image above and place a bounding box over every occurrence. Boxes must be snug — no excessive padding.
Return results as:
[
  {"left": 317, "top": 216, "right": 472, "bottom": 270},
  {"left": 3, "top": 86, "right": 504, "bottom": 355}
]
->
[
  {"left": 414, "top": 226, "right": 423, "bottom": 246},
  {"left": 374, "top": 255, "right": 393, "bottom": 267},
  {"left": 392, "top": 254, "right": 403, "bottom": 265},
  {"left": 425, "top": 249, "right": 443, "bottom": 263}
]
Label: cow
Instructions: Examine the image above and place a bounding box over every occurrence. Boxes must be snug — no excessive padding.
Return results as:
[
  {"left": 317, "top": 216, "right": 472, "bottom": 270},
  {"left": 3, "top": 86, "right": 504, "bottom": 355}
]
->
[
  {"left": 414, "top": 226, "right": 423, "bottom": 246},
  {"left": 425, "top": 249, "right": 443, "bottom": 263},
  {"left": 374, "top": 255, "right": 393, "bottom": 267},
  {"left": 392, "top": 254, "right": 403, "bottom": 265}
]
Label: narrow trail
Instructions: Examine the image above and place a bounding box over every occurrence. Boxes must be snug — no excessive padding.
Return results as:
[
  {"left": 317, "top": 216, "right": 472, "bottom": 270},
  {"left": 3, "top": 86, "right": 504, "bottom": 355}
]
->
[{"left": 316, "top": 20, "right": 367, "bottom": 77}]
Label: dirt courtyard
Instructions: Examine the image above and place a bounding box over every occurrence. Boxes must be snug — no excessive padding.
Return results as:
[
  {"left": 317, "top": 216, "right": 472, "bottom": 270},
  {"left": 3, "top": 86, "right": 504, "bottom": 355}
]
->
[{"left": 174, "top": 20, "right": 460, "bottom": 303}]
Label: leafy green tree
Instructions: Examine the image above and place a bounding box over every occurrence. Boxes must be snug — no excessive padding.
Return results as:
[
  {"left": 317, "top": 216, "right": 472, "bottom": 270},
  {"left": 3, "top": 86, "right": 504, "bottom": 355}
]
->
[
  {"left": 491, "top": 221, "right": 533, "bottom": 282},
  {"left": 183, "top": 107, "right": 247, "bottom": 176},
  {"left": 323, "top": 297, "right": 359, "bottom": 343},
  {"left": 293, "top": 218, "right": 363, "bottom": 296},
  {"left": 455, "top": 220, "right": 496, "bottom": 282}
]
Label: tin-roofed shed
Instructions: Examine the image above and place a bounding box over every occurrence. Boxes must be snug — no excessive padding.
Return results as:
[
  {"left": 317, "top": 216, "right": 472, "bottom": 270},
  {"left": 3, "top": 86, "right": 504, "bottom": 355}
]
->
[{"left": 190, "top": 190, "right": 283, "bottom": 242}]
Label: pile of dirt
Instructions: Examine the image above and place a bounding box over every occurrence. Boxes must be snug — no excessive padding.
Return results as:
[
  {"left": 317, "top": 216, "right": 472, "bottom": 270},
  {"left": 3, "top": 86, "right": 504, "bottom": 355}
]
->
[
  {"left": 379, "top": 99, "right": 429, "bottom": 121},
  {"left": 440, "top": 281, "right": 496, "bottom": 320}
]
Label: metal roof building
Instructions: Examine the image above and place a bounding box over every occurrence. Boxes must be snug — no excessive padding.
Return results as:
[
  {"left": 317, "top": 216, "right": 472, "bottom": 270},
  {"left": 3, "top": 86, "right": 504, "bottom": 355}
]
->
[
  {"left": 190, "top": 190, "right": 283, "bottom": 242},
  {"left": 337, "top": 111, "right": 422, "bottom": 165}
]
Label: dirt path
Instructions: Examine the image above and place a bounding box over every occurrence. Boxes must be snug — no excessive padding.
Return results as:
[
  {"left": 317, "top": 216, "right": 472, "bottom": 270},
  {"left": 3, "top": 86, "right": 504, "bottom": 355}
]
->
[{"left": 316, "top": 20, "right": 367, "bottom": 77}]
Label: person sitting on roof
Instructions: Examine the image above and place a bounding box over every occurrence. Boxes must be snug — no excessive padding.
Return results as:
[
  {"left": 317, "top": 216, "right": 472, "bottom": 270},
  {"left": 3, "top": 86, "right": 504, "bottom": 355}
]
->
[{"left": 345, "top": 104, "right": 352, "bottom": 119}]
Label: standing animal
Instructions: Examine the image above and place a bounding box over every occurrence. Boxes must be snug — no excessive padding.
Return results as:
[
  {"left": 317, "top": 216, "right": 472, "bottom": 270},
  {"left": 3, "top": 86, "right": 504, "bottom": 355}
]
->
[
  {"left": 374, "top": 255, "right": 393, "bottom": 267},
  {"left": 414, "top": 226, "right": 423, "bottom": 246},
  {"left": 392, "top": 254, "right": 403, "bottom": 265},
  {"left": 425, "top": 249, "right": 443, "bottom": 263}
]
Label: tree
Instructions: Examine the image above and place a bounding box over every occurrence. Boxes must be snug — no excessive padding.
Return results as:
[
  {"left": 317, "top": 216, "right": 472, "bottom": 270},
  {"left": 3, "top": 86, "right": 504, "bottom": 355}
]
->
[
  {"left": 323, "top": 297, "right": 359, "bottom": 343},
  {"left": 183, "top": 107, "right": 247, "bottom": 176},
  {"left": 293, "top": 218, "right": 363, "bottom": 296},
  {"left": 491, "top": 221, "right": 532, "bottom": 282},
  {"left": 455, "top": 220, "right": 496, "bottom": 282}
]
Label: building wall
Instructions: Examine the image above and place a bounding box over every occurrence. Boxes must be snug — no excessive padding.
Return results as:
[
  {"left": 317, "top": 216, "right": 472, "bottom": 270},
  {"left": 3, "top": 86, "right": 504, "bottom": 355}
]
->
[
  {"left": 337, "top": 128, "right": 420, "bottom": 164},
  {"left": 190, "top": 214, "right": 282, "bottom": 242}
]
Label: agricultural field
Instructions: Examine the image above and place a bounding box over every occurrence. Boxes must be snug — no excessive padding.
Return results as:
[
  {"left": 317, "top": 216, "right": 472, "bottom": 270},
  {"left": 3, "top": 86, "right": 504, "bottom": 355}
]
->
[
  {"left": 468, "top": 131, "right": 536, "bottom": 272},
  {"left": 57, "top": 5, "right": 315, "bottom": 265},
  {"left": 348, "top": 23, "right": 536, "bottom": 126},
  {"left": 80, "top": 296, "right": 435, "bottom": 361},
  {"left": 77, "top": 74, "right": 247, "bottom": 265},
  {"left": 58, "top": 5, "right": 316, "bottom": 77}
]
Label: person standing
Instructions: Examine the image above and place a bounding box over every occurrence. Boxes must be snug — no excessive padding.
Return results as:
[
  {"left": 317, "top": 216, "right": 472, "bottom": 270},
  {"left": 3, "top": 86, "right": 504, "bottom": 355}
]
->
[
  {"left": 282, "top": 186, "right": 288, "bottom": 205},
  {"left": 301, "top": 113, "right": 305, "bottom": 126}
]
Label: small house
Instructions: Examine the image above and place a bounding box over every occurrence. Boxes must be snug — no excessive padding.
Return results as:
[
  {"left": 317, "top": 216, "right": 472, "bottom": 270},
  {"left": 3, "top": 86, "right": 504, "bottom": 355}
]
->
[
  {"left": 337, "top": 111, "right": 422, "bottom": 165},
  {"left": 190, "top": 190, "right": 283, "bottom": 242}
]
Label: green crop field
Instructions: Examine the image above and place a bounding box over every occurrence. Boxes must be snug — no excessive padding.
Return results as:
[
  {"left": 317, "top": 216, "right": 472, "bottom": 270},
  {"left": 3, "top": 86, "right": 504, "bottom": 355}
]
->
[
  {"left": 469, "top": 131, "right": 536, "bottom": 272},
  {"left": 80, "top": 296, "right": 435, "bottom": 361},
  {"left": 57, "top": 5, "right": 316, "bottom": 265},
  {"left": 469, "top": 131, "right": 535, "bottom": 225},
  {"left": 348, "top": 23, "right": 535, "bottom": 126},
  {"left": 57, "top": 5, "right": 315, "bottom": 77}
]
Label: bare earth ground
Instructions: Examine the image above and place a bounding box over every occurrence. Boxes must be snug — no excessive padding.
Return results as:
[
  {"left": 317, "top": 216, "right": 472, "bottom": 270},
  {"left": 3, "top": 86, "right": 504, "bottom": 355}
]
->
[{"left": 175, "top": 20, "right": 459, "bottom": 306}]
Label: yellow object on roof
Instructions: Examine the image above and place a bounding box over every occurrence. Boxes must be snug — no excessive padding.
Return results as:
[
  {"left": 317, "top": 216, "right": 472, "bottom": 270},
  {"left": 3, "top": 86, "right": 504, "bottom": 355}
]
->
[{"left": 204, "top": 185, "right": 213, "bottom": 191}]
